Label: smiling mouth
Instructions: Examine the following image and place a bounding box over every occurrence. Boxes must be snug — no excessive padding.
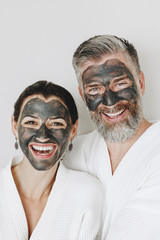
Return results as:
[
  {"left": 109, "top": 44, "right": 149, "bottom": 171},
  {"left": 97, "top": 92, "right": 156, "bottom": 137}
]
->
[
  {"left": 104, "top": 109, "right": 125, "bottom": 118},
  {"left": 102, "top": 108, "right": 127, "bottom": 122},
  {"left": 29, "top": 143, "right": 57, "bottom": 159}
]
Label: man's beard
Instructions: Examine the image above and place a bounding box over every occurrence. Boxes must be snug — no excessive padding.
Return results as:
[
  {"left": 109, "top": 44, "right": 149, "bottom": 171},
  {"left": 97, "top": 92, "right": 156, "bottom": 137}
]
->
[{"left": 89, "top": 94, "right": 143, "bottom": 143}]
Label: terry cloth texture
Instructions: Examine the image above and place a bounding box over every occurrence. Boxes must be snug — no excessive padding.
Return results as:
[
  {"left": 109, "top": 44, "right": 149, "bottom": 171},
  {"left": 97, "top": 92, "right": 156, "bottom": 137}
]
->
[
  {"left": 0, "top": 160, "right": 102, "bottom": 240},
  {"left": 64, "top": 121, "right": 160, "bottom": 240}
]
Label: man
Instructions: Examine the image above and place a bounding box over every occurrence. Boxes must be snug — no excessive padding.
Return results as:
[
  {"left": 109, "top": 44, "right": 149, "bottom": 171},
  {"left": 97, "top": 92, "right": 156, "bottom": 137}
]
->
[{"left": 64, "top": 35, "right": 160, "bottom": 239}]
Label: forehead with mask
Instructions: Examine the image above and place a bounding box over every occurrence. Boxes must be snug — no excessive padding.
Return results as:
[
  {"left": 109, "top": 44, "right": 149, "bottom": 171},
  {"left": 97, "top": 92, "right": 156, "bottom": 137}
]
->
[{"left": 72, "top": 35, "right": 141, "bottom": 85}]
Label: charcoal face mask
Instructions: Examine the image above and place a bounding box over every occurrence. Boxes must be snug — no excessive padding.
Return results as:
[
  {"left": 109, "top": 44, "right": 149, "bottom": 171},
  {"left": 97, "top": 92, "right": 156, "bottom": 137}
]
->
[
  {"left": 17, "top": 97, "right": 72, "bottom": 170},
  {"left": 82, "top": 59, "right": 138, "bottom": 111}
]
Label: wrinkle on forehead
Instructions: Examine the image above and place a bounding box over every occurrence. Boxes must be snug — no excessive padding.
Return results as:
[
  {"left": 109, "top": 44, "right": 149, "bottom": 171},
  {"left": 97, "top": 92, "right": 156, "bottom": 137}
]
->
[{"left": 82, "top": 59, "right": 134, "bottom": 83}]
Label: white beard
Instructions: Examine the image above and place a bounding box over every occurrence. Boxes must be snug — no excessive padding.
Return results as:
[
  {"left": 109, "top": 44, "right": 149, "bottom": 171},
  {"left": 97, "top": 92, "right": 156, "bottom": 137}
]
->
[{"left": 89, "top": 94, "right": 143, "bottom": 143}]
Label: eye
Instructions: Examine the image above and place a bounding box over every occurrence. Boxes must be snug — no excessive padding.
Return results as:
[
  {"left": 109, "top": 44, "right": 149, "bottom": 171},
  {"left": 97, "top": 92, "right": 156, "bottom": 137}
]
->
[
  {"left": 24, "top": 120, "right": 36, "bottom": 125},
  {"left": 21, "top": 117, "right": 40, "bottom": 128},
  {"left": 53, "top": 122, "right": 63, "bottom": 126},
  {"left": 117, "top": 82, "right": 127, "bottom": 87},
  {"left": 47, "top": 119, "right": 67, "bottom": 129},
  {"left": 112, "top": 79, "right": 132, "bottom": 92},
  {"left": 88, "top": 87, "right": 99, "bottom": 95},
  {"left": 85, "top": 85, "right": 105, "bottom": 96}
]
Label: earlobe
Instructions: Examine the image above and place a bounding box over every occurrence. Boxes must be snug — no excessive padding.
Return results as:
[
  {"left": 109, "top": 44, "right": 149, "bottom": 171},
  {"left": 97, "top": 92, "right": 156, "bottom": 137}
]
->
[
  {"left": 11, "top": 115, "right": 18, "bottom": 138},
  {"left": 69, "top": 120, "right": 78, "bottom": 142},
  {"left": 139, "top": 71, "right": 145, "bottom": 95},
  {"left": 78, "top": 85, "right": 85, "bottom": 102}
]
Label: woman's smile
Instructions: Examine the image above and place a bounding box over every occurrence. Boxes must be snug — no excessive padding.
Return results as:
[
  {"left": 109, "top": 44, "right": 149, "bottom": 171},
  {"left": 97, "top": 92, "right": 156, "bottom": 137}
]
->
[{"left": 29, "top": 142, "right": 58, "bottom": 159}]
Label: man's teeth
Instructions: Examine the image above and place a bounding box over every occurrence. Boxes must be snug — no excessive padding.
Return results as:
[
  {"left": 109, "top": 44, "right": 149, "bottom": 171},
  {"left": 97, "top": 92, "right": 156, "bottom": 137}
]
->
[
  {"left": 104, "top": 109, "right": 125, "bottom": 117},
  {"left": 32, "top": 145, "right": 53, "bottom": 151}
]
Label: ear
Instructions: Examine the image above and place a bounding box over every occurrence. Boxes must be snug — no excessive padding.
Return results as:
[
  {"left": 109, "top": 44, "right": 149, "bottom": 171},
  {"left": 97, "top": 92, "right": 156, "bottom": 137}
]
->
[
  {"left": 78, "top": 85, "right": 85, "bottom": 102},
  {"left": 69, "top": 120, "right": 78, "bottom": 142},
  {"left": 138, "top": 71, "right": 145, "bottom": 96},
  {"left": 11, "top": 115, "right": 18, "bottom": 139}
]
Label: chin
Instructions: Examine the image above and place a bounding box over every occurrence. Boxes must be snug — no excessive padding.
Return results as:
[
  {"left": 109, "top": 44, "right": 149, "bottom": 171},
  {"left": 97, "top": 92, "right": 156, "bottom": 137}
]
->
[
  {"left": 91, "top": 109, "right": 143, "bottom": 143},
  {"left": 29, "top": 158, "right": 58, "bottom": 171}
]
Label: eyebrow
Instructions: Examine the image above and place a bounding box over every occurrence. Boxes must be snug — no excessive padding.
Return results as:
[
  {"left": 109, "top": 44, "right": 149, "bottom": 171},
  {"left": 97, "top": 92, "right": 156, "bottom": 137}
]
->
[
  {"left": 84, "top": 82, "right": 103, "bottom": 87},
  {"left": 23, "top": 115, "right": 39, "bottom": 119},
  {"left": 83, "top": 76, "right": 103, "bottom": 84},
  {"left": 111, "top": 75, "right": 130, "bottom": 83},
  {"left": 48, "top": 116, "right": 66, "bottom": 121}
]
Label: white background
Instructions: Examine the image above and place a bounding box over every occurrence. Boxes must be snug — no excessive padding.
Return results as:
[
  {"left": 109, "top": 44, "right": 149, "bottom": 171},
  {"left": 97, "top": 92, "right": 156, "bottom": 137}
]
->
[{"left": 1, "top": 0, "right": 160, "bottom": 167}]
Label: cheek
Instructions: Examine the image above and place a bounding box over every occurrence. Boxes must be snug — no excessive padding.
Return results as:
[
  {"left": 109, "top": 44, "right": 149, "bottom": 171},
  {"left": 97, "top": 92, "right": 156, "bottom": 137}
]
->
[
  {"left": 117, "top": 87, "right": 138, "bottom": 101},
  {"left": 84, "top": 94, "right": 103, "bottom": 111},
  {"left": 84, "top": 93, "right": 103, "bottom": 111},
  {"left": 18, "top": 126, "right": 36, "bottom": 142},
  {"left": 50, "top": 127, "right": 71, "bottom": 144}
]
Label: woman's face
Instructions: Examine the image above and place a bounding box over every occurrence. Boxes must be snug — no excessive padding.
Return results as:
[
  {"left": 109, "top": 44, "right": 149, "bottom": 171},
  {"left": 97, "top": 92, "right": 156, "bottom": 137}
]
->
[{"left": 12, "top": 95, "right": 77, "bottom": 171}]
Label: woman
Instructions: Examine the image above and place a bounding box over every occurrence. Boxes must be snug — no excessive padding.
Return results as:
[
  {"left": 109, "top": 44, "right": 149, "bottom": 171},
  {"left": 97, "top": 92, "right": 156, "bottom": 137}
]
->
[{"left": 0, "top": 80, "right": 102, "bottom": 240}]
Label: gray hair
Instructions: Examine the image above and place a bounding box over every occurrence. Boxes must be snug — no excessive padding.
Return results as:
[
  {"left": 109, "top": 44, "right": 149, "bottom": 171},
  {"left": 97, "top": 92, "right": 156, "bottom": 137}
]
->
[{"left": 72, "top": 35, "right": 141, "bottom": 83}]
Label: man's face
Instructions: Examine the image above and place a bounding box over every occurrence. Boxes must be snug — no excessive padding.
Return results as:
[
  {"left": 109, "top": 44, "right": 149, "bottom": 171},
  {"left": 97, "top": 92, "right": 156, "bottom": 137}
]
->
[
  {"left": 16, "top": 96, "right": 72, "bottom": 170},
  {"left": 80, "top": 55, "right": 143, "bottom": 142}
]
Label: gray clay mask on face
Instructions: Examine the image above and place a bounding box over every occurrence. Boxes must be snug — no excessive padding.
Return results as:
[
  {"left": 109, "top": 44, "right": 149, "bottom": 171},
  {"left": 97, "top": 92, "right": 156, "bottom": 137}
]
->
[
  {"left": 82, "top": 59, "right": 138, "bottom": 111},
  {"left": 17, "top": 97, "right": 72, "bottom": 170}
]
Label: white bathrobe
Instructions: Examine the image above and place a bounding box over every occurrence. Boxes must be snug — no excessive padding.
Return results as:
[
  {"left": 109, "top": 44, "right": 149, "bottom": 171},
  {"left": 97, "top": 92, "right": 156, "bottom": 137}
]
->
[
  {"left": 0, "top": 158, "right": 102, "bottom": 240},
  {"left": 64, "top": 121, "right": 160, "bottom": 240}
]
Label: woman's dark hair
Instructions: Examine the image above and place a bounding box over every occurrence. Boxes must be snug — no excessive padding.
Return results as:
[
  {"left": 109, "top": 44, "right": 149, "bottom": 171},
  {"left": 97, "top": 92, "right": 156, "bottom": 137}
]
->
[{"left": 13, "top": 80, "right": 78, "bottom": 124}]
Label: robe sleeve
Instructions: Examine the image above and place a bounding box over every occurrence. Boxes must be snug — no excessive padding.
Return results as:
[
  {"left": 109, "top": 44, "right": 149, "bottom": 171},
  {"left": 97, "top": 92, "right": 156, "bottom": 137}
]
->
[{"left": 106, "top": 156, "right": 160, "bottom": 240}]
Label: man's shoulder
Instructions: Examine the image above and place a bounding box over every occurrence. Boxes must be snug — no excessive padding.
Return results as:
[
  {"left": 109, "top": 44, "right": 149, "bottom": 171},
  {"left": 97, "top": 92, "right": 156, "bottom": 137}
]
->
[
  {"left": 69, "top": 166, "right": 100, "bottom": 185},
  {"left": 74, "top": 130, "right": 99, "bottom": 146},
  {"left": 67, "top": 129, "right": 100, "bottom": 157},
  {"left": 67, "top": 167, "right": 103, "bottom": 203},
  {"left": 63, "top": 130, "right": 100, "bottom": 171}
]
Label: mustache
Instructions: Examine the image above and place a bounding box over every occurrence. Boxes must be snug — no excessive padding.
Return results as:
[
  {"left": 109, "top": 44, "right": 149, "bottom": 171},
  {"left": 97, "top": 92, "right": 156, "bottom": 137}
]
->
[{"left": 96, "top": 101, "right": 138, "bottom": 114}]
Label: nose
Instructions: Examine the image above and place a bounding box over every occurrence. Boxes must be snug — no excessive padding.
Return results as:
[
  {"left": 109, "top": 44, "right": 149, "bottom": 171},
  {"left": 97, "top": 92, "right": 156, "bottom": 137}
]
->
[
  {"left": 36, "top": 137, "right": 50, "bottom": 142},
  {"left": 102, "top": 90, "right": 120, "bottom": 107},
  {"left": 36, "top": 124, "right": 51, "bottom": 142}
]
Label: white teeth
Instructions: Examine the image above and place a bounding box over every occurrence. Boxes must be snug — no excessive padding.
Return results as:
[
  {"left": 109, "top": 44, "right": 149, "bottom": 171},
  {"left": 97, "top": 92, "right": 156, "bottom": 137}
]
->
[
  {"left": 32, "top": 145, "right": 53, "bottom": 151},
  {"left": 104, "top": 109, "right": 125, "bottom": 117}
]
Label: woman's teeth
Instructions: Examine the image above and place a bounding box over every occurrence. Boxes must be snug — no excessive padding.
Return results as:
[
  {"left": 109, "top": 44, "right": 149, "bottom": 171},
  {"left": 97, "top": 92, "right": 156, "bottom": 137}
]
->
[
  {"left": 31, "top": 145, "right": 54, "bottom": 155},
  {"left": 32, "top": 145, "right": 53, "bottom": 151}
]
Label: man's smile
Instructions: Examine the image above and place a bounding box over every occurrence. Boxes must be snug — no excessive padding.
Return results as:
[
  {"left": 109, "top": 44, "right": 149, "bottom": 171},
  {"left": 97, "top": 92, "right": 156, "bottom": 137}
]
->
[{"left": 101, "top": 108, "right": 127, "bottom": 123}]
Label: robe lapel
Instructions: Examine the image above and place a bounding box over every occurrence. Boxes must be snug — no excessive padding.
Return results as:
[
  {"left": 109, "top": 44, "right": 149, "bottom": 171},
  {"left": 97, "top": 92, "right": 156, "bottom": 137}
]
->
[
  {"left": 30, "top": 163, "right": 69, "bottom": 240},
  {"left": 90, "top": 131, "right": 112, "bottom": 190},
  {"left": 3, "top": 162, "right": 28, "bottom": 240},
  {"left": 102, "top": 121, "right": 160, "bottom": 238}
]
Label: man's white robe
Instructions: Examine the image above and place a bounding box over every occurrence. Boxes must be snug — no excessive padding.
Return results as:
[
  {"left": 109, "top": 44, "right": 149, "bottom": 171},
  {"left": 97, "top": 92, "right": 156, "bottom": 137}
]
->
[{"left": 64, "top": 121, "right": 160, "bottom": 239}]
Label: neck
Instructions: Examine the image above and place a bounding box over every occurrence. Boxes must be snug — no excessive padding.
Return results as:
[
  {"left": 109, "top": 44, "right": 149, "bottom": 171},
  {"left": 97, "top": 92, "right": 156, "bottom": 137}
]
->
[
  {"left": 106, "top": 118, "right": 152, "bottom": 174},
  {"left": 11, "top": 157, "right": 59, "bottom": 200}
]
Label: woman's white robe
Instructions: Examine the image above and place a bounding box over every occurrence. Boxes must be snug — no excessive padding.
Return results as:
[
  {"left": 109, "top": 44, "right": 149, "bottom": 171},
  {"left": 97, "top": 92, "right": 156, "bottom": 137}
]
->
[{"left": 0, "top": 160, "right": 102, "bottom": 240}]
